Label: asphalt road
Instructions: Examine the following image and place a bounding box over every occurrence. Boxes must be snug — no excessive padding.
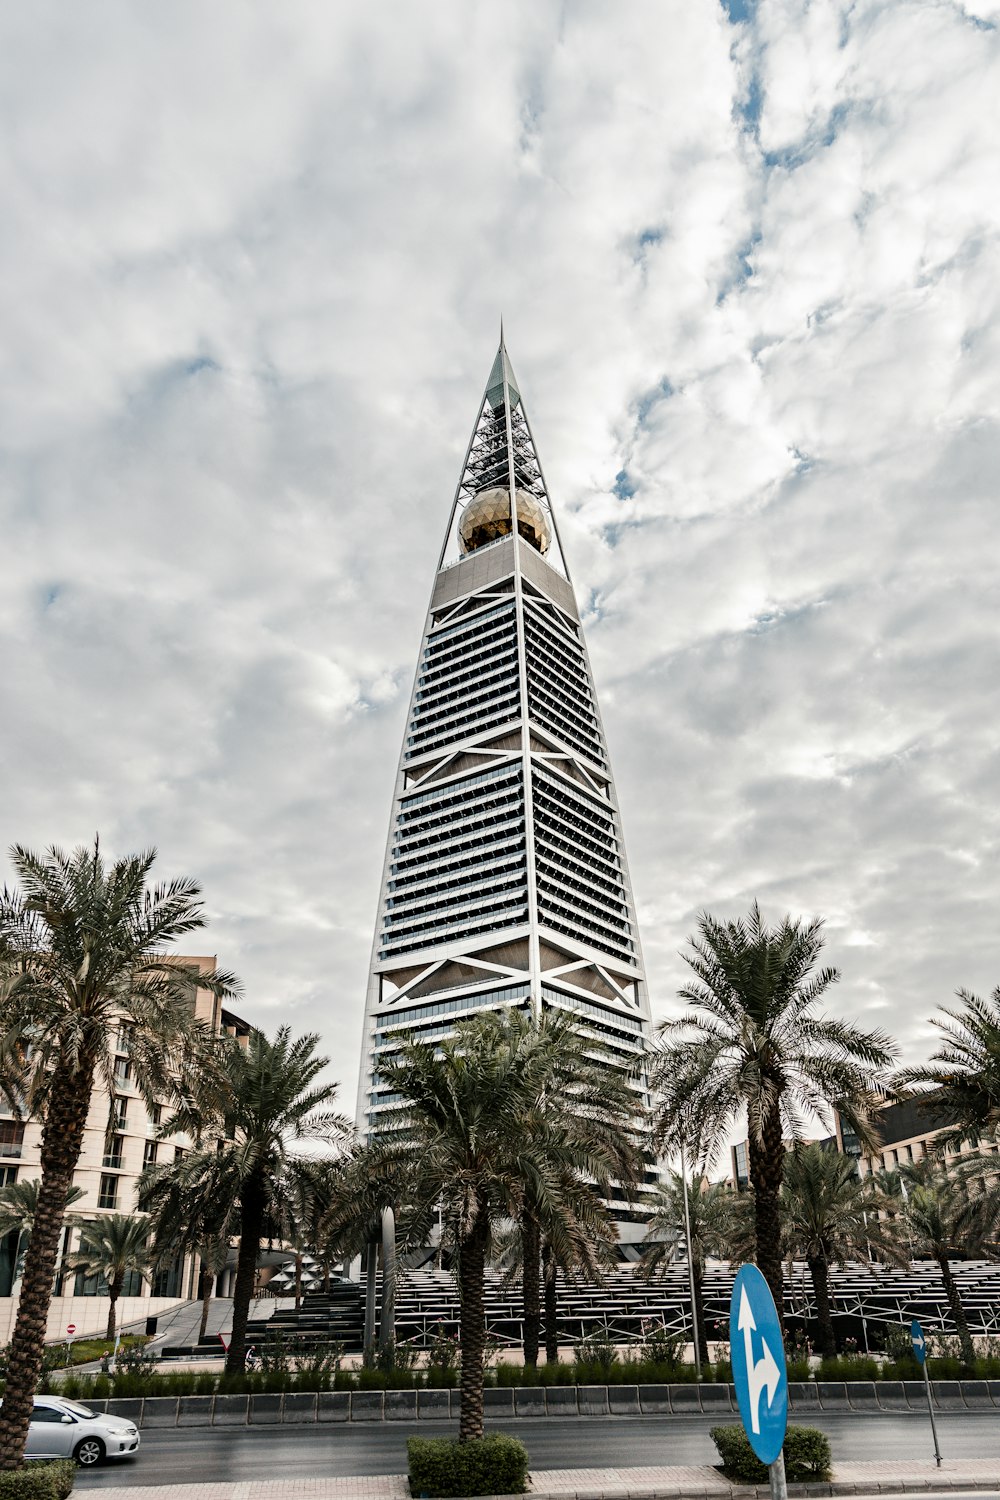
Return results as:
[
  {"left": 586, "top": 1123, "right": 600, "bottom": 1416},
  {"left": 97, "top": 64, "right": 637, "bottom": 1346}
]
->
[{"left": 74, "top": 1411, "right": 1000, "bottom": 1489}]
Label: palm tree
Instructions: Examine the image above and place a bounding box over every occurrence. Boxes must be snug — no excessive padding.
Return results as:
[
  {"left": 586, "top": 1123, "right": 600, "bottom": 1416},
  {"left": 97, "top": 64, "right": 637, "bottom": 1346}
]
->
[
  {"left": 900, "top": 987, "right": 1000, "bottom": 1144},
  {"left": 0, "top": 1179, "right": 84, "bottom": 1293},
  {"left": 0, "top": 839, "right": 237, "bottom": 1470},
  {"left": 138, "top": 1156, "right": 234, "bottom": 1345},
  {"left": 641, "top": 1173, "right": 740, "bottom": 1366},
  {"left": 507, "top": 1010, "right": 643, "bottom": 1368},
  {"left": 368, "top": 1007, "right": 632, "bottom": 1442},
  {"left": 156, "top": 1026, "right": 350, "bottom": 1374},
  {"left": 779, "top": 1145, "right": 906, "bottom": 1356},
  {"left": 0, "top": 1178, "right": 85, "bottom": 1246},
  {"left": 882, "top": 1153, "right": 1000, "bottom": 1367},
  {"left": 65, "top": 1215, "right": 155, "bottom": 1341},
  {"left": 650, "top": 902, "right": 896, "bottom": 1324}
]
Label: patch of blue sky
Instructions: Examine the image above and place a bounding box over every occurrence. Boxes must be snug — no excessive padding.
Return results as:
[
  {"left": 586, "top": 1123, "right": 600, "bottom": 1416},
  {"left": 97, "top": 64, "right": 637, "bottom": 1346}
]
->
[
  {"left": 42, "top": 583, "right": 62, "bottom": 610},
  {"left": 581, "top": 587, "right": 606, "bottom": 624},
  {"left": 184, "top": 355, "right": 219, "bottom": 377},
  {"left": 763, "top": 101, "right": 855, "bottom": 171},
  {"left": 634, "top": 377, "right": 675, "bottom": 427},
  {"left": 735, "top": 71, "right": 763, "bottom": 134},
  {"left": 629, "top": 224, "right": 666, "bottom": 280},
  {"left": 613, "top": 469, "right": 636, "bottom": 501},
  {"left": 720, "top": 0, "right": 755, "bottom": 22},
  {"left": 133, "top": 353, "right": 221, "bottom": 408},
  {"left": 601, "top": 518, "right": 645, "bottom": 551},
  {"left": 717, "top": 230, "right": 761, "bottom": 303}
]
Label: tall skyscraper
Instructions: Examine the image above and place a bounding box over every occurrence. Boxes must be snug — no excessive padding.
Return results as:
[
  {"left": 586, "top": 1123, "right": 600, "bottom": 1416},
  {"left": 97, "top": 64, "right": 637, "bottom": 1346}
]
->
[{"left": 357, "top": 337, "right": 652, "bottom": 1226}]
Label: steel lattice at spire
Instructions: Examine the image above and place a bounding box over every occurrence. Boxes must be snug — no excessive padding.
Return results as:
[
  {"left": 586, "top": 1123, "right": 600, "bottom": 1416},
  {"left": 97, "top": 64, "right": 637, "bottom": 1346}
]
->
[{"left": 459, "top": 341, "right": 551, "bottom": 556}]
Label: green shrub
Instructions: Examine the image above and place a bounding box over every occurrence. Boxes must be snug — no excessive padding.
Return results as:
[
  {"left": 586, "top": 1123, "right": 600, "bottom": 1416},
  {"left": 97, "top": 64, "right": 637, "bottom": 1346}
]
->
[
  {"left": 407, "top": 1434, "right": 528, "bottom": 1497},
  {"left": 710, "top": 1424, "right": 832, "bottom": 1483},
  {"left": 0, "top": 1460, "right": 75, "bottom": 1499},
  {"left": 37, "top": 1464, "right": 74, "bottom": 1500}
]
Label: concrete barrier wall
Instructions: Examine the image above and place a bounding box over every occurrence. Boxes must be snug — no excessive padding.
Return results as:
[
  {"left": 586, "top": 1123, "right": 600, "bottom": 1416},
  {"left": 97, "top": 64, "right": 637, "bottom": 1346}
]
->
[{"left": 90, "top": 1379, "right": 1000, "bottom": 1428}]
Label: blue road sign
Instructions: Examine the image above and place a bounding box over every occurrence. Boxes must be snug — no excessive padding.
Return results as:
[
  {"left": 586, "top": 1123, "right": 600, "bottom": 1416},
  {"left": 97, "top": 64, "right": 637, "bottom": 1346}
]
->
[
  {"left": 729, "top": 1264, "right": 788, "bottom": 1466},
  {"left": 911, "top": 1319, "right": 927, "bottom": 1365}
]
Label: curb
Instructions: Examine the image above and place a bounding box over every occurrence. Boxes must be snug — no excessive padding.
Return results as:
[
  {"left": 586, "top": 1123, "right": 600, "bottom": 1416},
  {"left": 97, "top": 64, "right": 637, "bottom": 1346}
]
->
[{"left": 520, "top": 1486, "right": 1000, "bottom": 1500}]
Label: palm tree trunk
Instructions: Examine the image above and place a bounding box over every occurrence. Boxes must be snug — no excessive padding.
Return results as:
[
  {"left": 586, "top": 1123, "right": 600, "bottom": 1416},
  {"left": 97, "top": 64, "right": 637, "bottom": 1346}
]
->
[
  {"left": 693, "top": 1259, "right": 710, "bottom": 1367},
  {"left": 226, "top": 1175, "right": 265, "bottom": 1375},
  {"left": 806, "top": 1253, "right": 835, "bottom": 1356},
  {"left": 748, "top": 1106, "right": 786, "bottom": 1329},
  {"left": 294, "top": 1250, "right": 303, "bottom": 1310},
  {"left": 456, "top": 1204, "right": 489, "bottom": 1442},
  {"left": 542, "top": 1239, "right": 558, "bottom": 1364},
  {"left": 521, "top": 1212, "right": 541, "bottom": 1368},
  {"left": 106, "top": 1276, "right": 122, "bottom": 1343},
  {"left": 198, "top": 1258, "right": 213, "bottom": 1344},
  {"left": 0, "top": 1056, "right": 95, "bottom": 1470},
  {"left": 938, "top": 1254, "right": 975, "bottom": 1367}
]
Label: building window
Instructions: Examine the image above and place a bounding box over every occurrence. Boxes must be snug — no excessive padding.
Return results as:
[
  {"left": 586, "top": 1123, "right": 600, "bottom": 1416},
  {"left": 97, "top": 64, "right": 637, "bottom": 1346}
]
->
[
  {"left": 142, "top": 1140, "right": 158, "bottom": 1169},
  {"left": 149, "top": 1103, "right": 162, "bottom": 1128},
  {"left": 0, "top": 1121, "right": 24, "bottom": 1160},
  {"left": 98, "top": 1175, "right": 118, "bottom": 1209},
  {"left": 103, "top": 1135, "right": 125, "bottom": 1170},
  {"left": 113, "top": 1057, "right": 132, "bottom": 1087},
  {"left": 0, "top": 1166, "right": 18, "bottom": 1187},
  {"left": 153, "top": 1251, "right": 183, "bottom": 1298},
  {"left": 174, "top": 1146, "right": 185, "bottom": 1163},
  {"left": 110, "top": 1097, "right": 128, "bottom": 1131}
]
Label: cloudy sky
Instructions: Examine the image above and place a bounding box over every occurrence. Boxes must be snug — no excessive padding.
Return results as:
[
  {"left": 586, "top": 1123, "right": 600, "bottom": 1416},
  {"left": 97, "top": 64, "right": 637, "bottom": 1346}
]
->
[{"left": 2, "top": 0, "right": 998, "bottom": 1110}]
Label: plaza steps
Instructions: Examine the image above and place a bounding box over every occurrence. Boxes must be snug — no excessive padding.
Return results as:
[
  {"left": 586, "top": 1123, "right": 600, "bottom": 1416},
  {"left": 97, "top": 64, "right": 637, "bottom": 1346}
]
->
[{"left": 246, "top": 1285, "right": 367, "bottom": 1355}]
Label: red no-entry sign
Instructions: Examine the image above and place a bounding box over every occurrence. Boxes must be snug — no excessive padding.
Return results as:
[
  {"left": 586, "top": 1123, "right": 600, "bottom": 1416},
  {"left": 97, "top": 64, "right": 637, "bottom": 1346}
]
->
[{"left": 66, "top": 1324, "right": 76, "bottom": 1335}]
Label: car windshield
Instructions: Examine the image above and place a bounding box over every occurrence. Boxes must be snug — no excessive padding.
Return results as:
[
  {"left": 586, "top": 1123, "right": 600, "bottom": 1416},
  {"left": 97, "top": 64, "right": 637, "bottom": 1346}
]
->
[{"left": 59, "top": 1400, "right": 95, "bottom": 1418}]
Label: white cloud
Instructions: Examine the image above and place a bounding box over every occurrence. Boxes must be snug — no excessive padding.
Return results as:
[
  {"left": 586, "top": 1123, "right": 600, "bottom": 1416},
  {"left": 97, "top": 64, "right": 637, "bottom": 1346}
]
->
[{"left": 1, "top": 0, "right": 998, "bottom": 1109}]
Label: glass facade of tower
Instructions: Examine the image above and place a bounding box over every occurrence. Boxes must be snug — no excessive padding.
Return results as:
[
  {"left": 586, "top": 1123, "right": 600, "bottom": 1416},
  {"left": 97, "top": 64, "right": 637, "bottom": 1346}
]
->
[{"left": 357, "top": 342, "right": 652, "bottom": 1223}]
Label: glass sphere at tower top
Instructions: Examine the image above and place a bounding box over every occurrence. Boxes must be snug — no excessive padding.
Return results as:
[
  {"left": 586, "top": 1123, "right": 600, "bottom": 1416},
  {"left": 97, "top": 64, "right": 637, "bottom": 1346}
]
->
[{"left": 459, "top": 486, "right": 551, "bottom": 556}]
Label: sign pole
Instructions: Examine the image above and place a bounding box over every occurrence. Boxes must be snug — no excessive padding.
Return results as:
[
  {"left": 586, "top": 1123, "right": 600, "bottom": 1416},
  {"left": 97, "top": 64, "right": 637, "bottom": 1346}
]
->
[
  {"left": 910, "top": 1319, "right": 942, "bottom": 1468},
  {"left": 922, "top": 1359, "right": 942, "bottom": 1468},
  {"left": 769, "top": 1451, "right": 788, "bottom": 1500}
]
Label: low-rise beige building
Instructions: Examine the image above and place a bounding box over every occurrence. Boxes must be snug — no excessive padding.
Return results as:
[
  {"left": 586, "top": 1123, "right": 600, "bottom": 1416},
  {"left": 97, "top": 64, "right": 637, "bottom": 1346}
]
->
[{"left": 0, "top": 956, "right": 250, "bottom": 1342}]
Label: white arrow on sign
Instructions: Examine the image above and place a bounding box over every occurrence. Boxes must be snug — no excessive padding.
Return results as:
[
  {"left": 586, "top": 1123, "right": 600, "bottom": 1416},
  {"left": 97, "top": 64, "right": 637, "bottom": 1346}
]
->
[
  {"left": 738, "top": 1286, "right": 781, "bottom": 1434},
  {"left": 912, "top": 1329, "right": 925, "bottom": 1355}
]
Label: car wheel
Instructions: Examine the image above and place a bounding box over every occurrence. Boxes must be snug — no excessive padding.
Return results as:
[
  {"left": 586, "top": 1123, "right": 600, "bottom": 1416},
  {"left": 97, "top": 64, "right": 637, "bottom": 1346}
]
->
[{"left": 74, "top": 1437, "right": 105, "bottom": 1467}]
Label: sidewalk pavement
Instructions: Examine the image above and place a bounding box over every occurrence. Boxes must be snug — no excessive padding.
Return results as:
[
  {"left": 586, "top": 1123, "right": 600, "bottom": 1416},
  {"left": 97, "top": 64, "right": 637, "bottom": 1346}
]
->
[{"left": 87, "top": 1457, "right": 1000, "bottom": 1499}]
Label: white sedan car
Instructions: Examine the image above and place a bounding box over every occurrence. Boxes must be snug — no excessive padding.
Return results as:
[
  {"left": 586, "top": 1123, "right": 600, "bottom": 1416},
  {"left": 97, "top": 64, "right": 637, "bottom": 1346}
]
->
[{"left": 0, "top": 1396, "right": 141, "bottom": 1466}]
